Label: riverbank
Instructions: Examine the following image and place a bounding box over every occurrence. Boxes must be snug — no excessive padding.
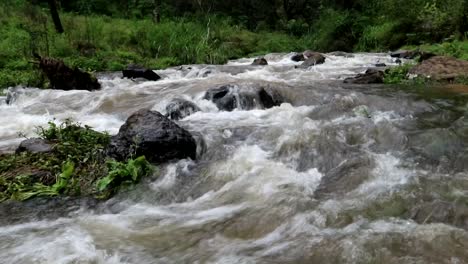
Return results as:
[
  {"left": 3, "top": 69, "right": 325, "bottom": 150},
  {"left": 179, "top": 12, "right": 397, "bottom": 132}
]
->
[{"left": 2, "top": 1, "right": 468, "bottom": 90}]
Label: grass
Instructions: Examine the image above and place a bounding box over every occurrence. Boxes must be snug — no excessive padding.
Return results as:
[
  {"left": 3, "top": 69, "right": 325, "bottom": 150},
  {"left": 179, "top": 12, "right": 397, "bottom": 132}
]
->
[
  {"left": 0, "top": 120, "right": 152, "bottom": 202},
  {"left": 1, "top": 1, "right": 467, "bottom": 90},
  {"left": 383, "top": 63, "right": 415, "bottom": 84},
  {"left": 0, "top": 3, "right": 319, "bottom": 89}
]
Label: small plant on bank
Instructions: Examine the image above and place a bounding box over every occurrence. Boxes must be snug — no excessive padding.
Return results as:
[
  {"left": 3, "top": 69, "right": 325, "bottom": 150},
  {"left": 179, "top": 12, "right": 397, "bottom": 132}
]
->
[
  {"left": 0, "top": 120, "right": 153, "bottom": 202},
  {"left": 383, "top": 63, "right": 415, "bottom": 84},
  {"left": 97, "top": 156, "right": 152, "bottom": 192}
]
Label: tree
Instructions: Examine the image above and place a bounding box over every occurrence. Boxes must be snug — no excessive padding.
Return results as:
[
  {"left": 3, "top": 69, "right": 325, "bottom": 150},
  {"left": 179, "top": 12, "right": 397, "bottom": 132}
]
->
[
  {"left": 47, "top": 0, "right": 64, "bottom": 33},
  {"left": 153, "top": 0, "right": 162, "bottom": 23}
]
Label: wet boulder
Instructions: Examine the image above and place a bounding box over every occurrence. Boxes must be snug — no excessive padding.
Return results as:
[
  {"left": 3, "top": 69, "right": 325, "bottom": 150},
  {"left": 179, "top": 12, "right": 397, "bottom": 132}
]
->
[
  {"left": 204, "top": 85, "right": 237, "bottom": 111},
  {"left": 314, "top": 156, "right": 373, "bottom": 199},
  {"left": 107, "top": 109, "right": 197, "bottom": 163},
  {"left": 16, "top": 138, "right": 53, "bottom": 154},
  {"left": 408, "top": 56, "right": 468, "bottom": 81},
  {"left": 37, "top": 56, "right": 100, "bottom": 91},
  {"left": 165, "top": 98, "right": 201, "bottom": 120},
  {"left": 203, "top": 84, "right": 283, "bottom": 111},
  {"left": 251, "top": 57, "right": 268, "bottom": 66},
  {"left": 390, "top": 50, "right": 419, "bottom": 59},
  {"left": 375, "top": 63, "right": 387, "bottom": 67},
  {"left": 344, "top": 69, "right": 384, "bottom": 84},
  {"left": 329, "top": 51, "right": 355, "bottom": 58},
  {"left": 122, "top": 64, "right": 161, "bottom": 81},
  {"left": 417, "top": 52, "right": 436, "bottom": 62},
  {"left": 291, "top": 53, "right": 306, "bottom": 62},
  {"left": 5, "top": 87, "right": 24, "bottom": 105},
  {"left": 296, "top": 52, "right": 326, "bottom": 68}
]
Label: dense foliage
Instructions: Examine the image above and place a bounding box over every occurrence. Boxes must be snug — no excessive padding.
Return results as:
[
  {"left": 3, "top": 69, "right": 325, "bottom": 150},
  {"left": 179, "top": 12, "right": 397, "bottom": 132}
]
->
[
  {"left": 0, "top": 120, "right": 152, "bottom": 201},
  {"left": 1, "top": 0, "right": 468, "bottom": 88}
]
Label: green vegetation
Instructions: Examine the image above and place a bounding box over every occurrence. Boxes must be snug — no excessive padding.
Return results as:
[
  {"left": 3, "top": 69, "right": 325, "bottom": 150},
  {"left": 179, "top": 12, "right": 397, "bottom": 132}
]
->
[
  {"left": 403, "top": 40, "right": 468, "bottom": 60},
  {"left": 1, "top": 0, "right": 468, "bottom": 89},
  {"left": 0, "top": 120, "right": 152, "bottom": 202},
  {"left": 383, "top": 63, "right": 415, "bottom": 84}
]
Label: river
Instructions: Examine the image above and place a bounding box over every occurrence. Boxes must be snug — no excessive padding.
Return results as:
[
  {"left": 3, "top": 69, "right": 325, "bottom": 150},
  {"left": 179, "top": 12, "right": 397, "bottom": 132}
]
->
[{"left": 0, "top": 53, "right": 468, "bottom": 263}]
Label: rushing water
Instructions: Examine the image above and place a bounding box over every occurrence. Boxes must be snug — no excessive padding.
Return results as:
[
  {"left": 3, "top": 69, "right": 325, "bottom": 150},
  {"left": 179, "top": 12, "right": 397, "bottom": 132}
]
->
[{"left": 1, "top": 53, "right": 468, "bottom": 263}]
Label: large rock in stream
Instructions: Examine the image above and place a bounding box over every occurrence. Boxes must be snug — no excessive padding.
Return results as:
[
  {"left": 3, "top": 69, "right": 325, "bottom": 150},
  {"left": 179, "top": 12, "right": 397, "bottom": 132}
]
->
[
  {"left": 122, "top": 64, "right": 161, "bottom": 81},
  {"left": 38, "top": 56, "right": 101, "bottom": 91},
  {"left": 107, "top": 109, "right": 197, "bottom": 163},
  {"left": 251, "top": 57, "right": 268, "bottom": 66},
  {"left": 165, "top": 98, "right": 201, "bottom": 120},
  {"left": 16, "top": 138, "right": 53, "bottom": 154},
  {"left": 344, "top": 69, "right": 384, "bottom": 84},
  {"left": 203, "top": 84, "right": 283, "bottom": 111},
  {"left": 296, "top": 51, "right": 326, "bottom": 68}
]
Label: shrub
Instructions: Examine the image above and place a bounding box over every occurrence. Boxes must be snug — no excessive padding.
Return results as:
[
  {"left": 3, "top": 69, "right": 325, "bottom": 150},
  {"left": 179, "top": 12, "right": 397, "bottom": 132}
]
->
[
  {"left": 0, "top": 120, "right": 153, "bottom": 202},
  {"left": 383, "top": 63, "right": 415, "bottom": 84}
]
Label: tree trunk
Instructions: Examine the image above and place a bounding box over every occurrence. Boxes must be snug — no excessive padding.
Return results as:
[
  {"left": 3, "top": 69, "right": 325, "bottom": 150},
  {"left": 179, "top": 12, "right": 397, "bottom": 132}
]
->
[
  {"left": 153, "top": 0, "right": 162, "bottom": 23},
  {"left": 47, "top": 0, "right": 64, "bottom": 33}
]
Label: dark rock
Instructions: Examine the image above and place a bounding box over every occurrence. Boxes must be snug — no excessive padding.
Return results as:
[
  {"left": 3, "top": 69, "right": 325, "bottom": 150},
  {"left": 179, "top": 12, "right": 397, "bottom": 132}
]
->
[
  {"left": 329, "top": 51, "right": 355, "bottom": 58},
  {"left": 291, "top": 53, "right": 305, "bottom": 62},
  {"left": 259, "top": 87, "right": 283, "bottom": 109},
  {"left": 418, "top": 52, "right": 436, "bottom": 62},
  {"left": 122, "top": 64, "right": 161, "bottom": 81},
  {"left": 0, "top": 196, "right": 99, "bottom": 226},
  {"left": 375, "top": 63, "right": 387, "bottom": 67},
  {"left": 165, "top": 98, "right": 201, "bottom": 120},
  {"left": 204, "top": 85, "right": 237, "bottom": 111},
  {"left": 38, "top": 56, "right": 100, "bottom": 91},
  {"left": 297, "top": 52, "right": 326, "bottom": 68},
  {"left": 5, "top": 87, "right": 28, "bottom": 105},
  {"left": 315, "top": 157, "right": 373, "bottom": 199},
  {"left": 203, "top": 84, "right": 283, "bottom": 111},
  {"left": 409, "top": 56, "right": 468, "bottom": 80},
  {"left": 391, "top": 50, "right": 436, "bottom": 62},
  {"left": 344, "top": 69, "right": 384, "bottom": 84},
  {"left": 107, "top": 109, "right": 197, "bottom": 163},
  {"left": 390, "top": 50, "right": 419, "bottom": 59},
  {"left": 16, "top": 138, "right": 53, "bottom": 154},
  {"left": 30, "top": 170, "right": 55, "bottom": 186},
  {"left": 395, "top": 58, "right": 402, "bottom": 64},
  {"left": 252, "top": 57, "right": 268, "bottom": 66}
]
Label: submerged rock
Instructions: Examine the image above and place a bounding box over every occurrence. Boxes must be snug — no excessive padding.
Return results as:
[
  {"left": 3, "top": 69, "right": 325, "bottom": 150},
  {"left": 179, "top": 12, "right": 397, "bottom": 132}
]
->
[
  {"left": 314, "top": 156, "right": 373, "bottom": 199},
  {"left": 15, "top": 138, "right": 53, "bottom": 154},
  {"left": 329, "top": 51, "right": 355, "bottom": 58},
  {"left": 203, "top": 84, "right": 283, "bottom": 111},
  {"left": 165, "top": 98, "right": 201, "bottom": 120},
  {"left": 409, "top": 56, "right": 468, "bottom": 81},
  {"left": 344, "top": 69, "right": 384, "bottom": 84},
  {"left": 251, "top": 57, "right": 268, "bottom": 66},
  {"left": 296, "top": 52, "right": 326, "bottom": 68},
  {"left": 5, "top": 87, "right": 26, "bottom": 105},
  {"left": 38, "top": 56, "right": 101, "bottom": 91},
  {"left": 107, "top": 109, "right": 197, "bottom": 163},
  {"left": 291, "top": 53, "right": 306, "bottom": 62},
  {"left": 390, "top": 50, "right": 419, "bottom": 59},
  {"left": 410, "top": 200, "right": 468, "bottom": 230},
  {"left": 122, "top": 64, "right": 161, "bottom": 81}
]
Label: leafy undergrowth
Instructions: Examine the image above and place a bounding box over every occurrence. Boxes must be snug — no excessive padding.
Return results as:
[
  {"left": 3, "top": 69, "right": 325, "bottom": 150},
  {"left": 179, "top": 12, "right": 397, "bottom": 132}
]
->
[
  {"left": 383, "top": 63, "right": 416, "bottom": 84},
  {"left": 0, "top": 120, "right": 152, "bottom": 202}
]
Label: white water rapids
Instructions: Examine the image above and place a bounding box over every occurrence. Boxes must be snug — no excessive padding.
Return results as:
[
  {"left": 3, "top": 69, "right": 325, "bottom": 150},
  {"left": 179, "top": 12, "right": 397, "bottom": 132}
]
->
[{"left": 1, "top": 53, "right": 468, "bottom": 263}]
